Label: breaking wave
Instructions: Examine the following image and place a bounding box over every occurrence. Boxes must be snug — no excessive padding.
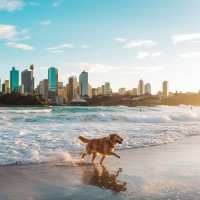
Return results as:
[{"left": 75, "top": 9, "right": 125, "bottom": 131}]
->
[
  {"left": 0, "top": 108, "right": 52, "bottom": 114},
  {"left": 0, "top": 105, "right": 200, "bottom": 165}
]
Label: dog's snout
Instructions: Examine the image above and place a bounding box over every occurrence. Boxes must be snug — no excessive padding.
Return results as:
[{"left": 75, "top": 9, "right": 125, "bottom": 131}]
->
[{"left": 118, "top": 138, "right": 123, "bottom": 144}]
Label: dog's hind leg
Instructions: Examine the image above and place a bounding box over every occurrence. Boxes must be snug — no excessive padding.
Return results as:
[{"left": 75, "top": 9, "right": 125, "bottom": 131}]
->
[
  {"left": 81, "top": 152, "right": 86, "bottom": 159},
  {"left": 91, "top": 153, "right": 97, "bottom": 163},
  {"left": 100, "top": 155, "right": 106, "bottom": 165}
]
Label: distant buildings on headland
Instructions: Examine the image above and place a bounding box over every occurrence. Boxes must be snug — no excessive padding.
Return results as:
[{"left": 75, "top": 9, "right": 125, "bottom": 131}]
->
[{"left": 0, "top": 65, "right": 171, "bottom": 105}]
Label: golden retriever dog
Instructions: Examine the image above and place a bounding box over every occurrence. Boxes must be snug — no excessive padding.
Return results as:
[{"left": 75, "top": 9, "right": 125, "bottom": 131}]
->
[{"left": 79, "top": 134, "right": 123, "bottom": 164}]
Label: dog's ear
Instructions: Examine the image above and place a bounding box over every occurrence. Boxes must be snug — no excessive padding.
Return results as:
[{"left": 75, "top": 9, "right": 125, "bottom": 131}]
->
[{"left": 109, "top": 134, "right": 115, "bottom": 140}]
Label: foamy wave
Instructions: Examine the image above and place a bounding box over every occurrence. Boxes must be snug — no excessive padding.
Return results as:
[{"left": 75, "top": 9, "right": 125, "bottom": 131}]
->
[
  {"left": 69, "top": 111, "right": 200, "bottom": 123},
  {"left": 1, "top": 105, "right": 200, "bottom": 165},
  {"left": 1, "top": 150, "right": 79, "bottom": 166},
  {"left": 0, "top": 108, "right": 52, "bottom": 114}
]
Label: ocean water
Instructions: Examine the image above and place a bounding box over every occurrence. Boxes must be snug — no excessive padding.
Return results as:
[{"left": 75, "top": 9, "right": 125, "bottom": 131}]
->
[{"left": 0, "top": 105, "right": 200, "bottom": 165}]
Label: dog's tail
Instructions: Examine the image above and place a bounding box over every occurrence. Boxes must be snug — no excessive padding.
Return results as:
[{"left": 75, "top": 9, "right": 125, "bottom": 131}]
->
[{"left": 79, "top": 136, "right": 90, "bottom": 143}]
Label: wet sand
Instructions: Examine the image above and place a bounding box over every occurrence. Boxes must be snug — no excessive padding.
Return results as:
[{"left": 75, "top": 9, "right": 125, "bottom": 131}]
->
[{"left": 1, "top": 136, "right": 200, "bottom": 200}]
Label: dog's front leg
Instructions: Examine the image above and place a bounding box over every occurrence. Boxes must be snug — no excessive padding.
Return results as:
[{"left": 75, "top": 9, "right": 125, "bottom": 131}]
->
[{"left": 111, "top": 152, "right": 120, "bottom": 159}]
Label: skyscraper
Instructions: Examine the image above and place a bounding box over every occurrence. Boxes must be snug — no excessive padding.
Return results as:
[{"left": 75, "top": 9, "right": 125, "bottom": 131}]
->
[
  {"left": 104, "top": 82, "right": 112, "bottom": 96},
  {"left": 118, "top": 88, "right": 126, "bottom": 96},
  {"left": 163, "top": 81, "right": 169, "bottom": 97},
  {"left": 138, "top": 79, "right": 144, "bottom": 95},
  {"left": 79, "top": 71, "right": 88, "bottom": 97},
  {"left": 144, "top": 83, "right": 151, "bottom": 95},
  {"left": 2, "top": 80, "right": 10, "bottom": 94},
  {"left": 38, "top": 79, "right": 49, "bottom": 100},
  {"left": 10, "top": 67, "right": 19, "bottom": 93},
  {"left": 21, "top": 69, "right": 34, "bottom": 95},
  {"left": 68, "top": 76, "right": 78, "bottom": 101},
  {"left": 48, "top": 67, "right": 58, "bottom": 92},
  {"left": 57, "top": 82, "right": 68, "bottom": 103}
]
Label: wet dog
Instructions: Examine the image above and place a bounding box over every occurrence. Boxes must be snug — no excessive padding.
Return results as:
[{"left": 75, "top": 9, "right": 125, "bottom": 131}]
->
[{"left": 79, "top": 134, "right": 123, "bottom": 164}]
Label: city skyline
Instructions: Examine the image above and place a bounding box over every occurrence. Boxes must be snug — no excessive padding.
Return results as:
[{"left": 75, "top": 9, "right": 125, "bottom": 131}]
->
[
  {"left": 1, "top": 0, "right": 200, "bottom": 92},
  {"left": 0, "top": 66, "right": 170, "bottom": 99}
]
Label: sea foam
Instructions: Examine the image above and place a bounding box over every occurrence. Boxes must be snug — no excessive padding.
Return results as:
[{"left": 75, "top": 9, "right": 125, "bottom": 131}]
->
[{"left": 0, "top": 105, "right": 200, "bottom": 165}]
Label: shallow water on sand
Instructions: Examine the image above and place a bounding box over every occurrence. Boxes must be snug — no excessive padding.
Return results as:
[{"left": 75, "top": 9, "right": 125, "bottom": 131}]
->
[{"left": 0, "top": 105, "right": 200, "bottom": 165}]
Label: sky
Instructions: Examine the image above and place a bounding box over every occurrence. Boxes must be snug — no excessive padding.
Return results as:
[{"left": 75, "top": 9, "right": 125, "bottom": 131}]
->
[{"left": 0, "top": 0, "right": 200, "bottom": 93}]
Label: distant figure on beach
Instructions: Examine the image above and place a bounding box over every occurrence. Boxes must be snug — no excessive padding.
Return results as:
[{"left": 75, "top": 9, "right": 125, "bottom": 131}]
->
[
  {"left": 82, "top": 165, "right": 127, "bottom": 193},
  {"left": 79, "top": 134, "right": 123, "bottom": 164}
]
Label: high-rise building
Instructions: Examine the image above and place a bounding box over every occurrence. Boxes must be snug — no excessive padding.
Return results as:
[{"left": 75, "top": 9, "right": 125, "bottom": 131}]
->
[
  {"left": 68, "top": 76, "right": 78, "bottom": 101},
  {"left": 144, "top": 83, "right": 151, "bottom": 95},
  {"left": 57, "top": 83, "right": 68, "bottom": 103},
  {"left": 92, "top": 88, "right": 97, "bottom": 97},
  {"left": 163, "top": 81, "right": 169, "bottom": 97},
  {"left": 138, "top": 79, "right": 144, "bottom": 95},
  {"left": 38, "top": 79, "right": 49, "bottom": 100},
  {"left": 132, "top": 88, "right": 138, "bottom": 96},
  {"left": 56, "top": 82, "right": 67, "bottom": 104},
  {"left": 118, "top": 88, "right": 126, "bottom": 96},
  {"left": 104, "top": 82, "right": 112, "bottom": 96},
  {"left": 79, "top": 71, "right": 88, "bottom": 97},
  {"left": 2, "top": 80, "right": 10, "bottom": 94},
  {"left": 10, "top": 67, "right": 19, "bottom": 93},
  {"left": 97, "top": 87, "right": 102, "bottom": 96},
  {"left": 21, "top": 69, "right": 34, "bottom": 95},
  {"left": 48, "top": 67, "right": 58, "bottom": 92},
  {"left": 88, "top": 84, "right": 92, "bottom": 97}
]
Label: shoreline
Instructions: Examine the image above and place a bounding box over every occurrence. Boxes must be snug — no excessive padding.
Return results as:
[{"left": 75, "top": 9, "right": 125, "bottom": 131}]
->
[
  {"left": 1, "top": 93, "right": 200, "bottom": 107},
  {"left": 1, "top": 136, "right": 200, "bottom": 199}
]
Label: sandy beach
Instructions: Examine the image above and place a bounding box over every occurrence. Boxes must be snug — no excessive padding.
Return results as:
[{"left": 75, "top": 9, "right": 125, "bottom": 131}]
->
[{"left": 0, "top": 136, "right": 200, "bottom": 200}]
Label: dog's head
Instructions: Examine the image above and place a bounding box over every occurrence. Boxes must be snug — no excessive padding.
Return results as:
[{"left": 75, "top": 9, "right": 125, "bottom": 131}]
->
[{"left": 109, "top": 134, "right": 123, "bottom": 144}]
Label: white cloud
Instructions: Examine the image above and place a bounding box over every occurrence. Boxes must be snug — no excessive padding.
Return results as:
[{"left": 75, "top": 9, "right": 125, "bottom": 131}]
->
[
  {"left": 172, "top": 33, "right": 200, "bottom": 44},
  {"left": 0, "top": 24, "right": 16, "bottom": 39},
  {"left": 115, "top": 38, "right": 127, "bottom": 43},
  {"left": 0, "top": 0, "right": 24, "bottom": 11},
  {"left": 40, "top": 20, "right": 52, "bottom": 26},
  {"left": 63, "top": 62, "right": 164, "bottom": 73},
  {"left": 179, "top": 51, "right": 200, "bottom": 59},
  {"left": 80, "top": 63, "right": 116, "bottom": 73},
  {"left": 137, "top": 51, "right": 162, "bottom": 59},
  {"left": 0, "top": 24, "right": 31, "bottom": 41},
  {"left": 124, "top": 40, "right": 157, "bottom": 48},
  {"left": 115, "top": 37, "right": 157, "bottom": 48},
  {"left": 81, "top": 45, "right": 90, "bottom": 49},
  {"left": 127, "top": 66, "right": 164, "bottom": 73},
  {"left": 137, "top": 52, "right": 150, "bottom": 59},
  {"left": 14, "top": 28, "right": 31, "bottom": 41},
  {"left": 151, "top": 52, "right": 162, "bottom": 57},
  {"left": 47, "top": 43, "right": 74, "bottom": 53},
  {"left": 7, "top": 42, "right": 34, "bottom": 50},
  {"left": 50, "top": 50, "right": 64, "bottom": 54}
]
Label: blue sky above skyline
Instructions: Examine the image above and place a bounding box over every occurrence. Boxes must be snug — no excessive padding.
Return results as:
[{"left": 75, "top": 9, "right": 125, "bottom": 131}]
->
[{"left": 1, "top": 0, "right": 200, "bottom": 93}]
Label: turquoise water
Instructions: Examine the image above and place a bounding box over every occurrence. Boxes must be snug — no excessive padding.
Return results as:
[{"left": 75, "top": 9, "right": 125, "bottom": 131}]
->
[{"left": 0, "top": 105, "right": 200, "bottom": 165}]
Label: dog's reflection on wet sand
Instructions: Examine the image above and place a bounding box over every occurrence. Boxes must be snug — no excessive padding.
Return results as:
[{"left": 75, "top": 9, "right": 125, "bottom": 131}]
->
[{"left": 82, "top": 164, "right": 127, "bottom": 193}]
